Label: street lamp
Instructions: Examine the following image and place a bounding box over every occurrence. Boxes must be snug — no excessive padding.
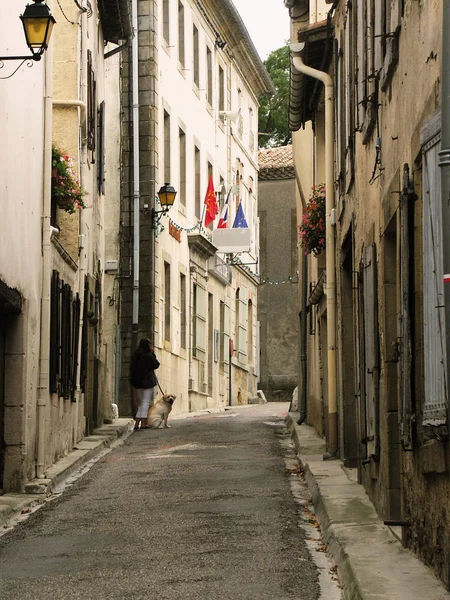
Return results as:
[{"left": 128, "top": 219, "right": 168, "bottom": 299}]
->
[
  {"left": 153, "top": 183, "right": 177, "bottom": 235},
  {"left": 0, "top": 0, "right": 56, "bottom": 64}
]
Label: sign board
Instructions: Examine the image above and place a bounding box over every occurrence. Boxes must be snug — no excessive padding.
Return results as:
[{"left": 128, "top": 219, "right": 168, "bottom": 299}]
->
[{"left": 212, "top": 228, "right": 251, "bottom": 253}]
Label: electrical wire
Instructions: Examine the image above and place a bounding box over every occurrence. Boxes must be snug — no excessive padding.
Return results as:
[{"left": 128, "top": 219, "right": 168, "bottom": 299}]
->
[{"left": 55, "top": 0, "right": 77, "bottom": 24}]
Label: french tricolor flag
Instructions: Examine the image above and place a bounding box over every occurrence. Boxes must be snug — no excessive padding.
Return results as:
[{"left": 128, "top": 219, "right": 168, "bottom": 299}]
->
[{"left": 217, "top": 189, "right": 231, "bottom": 229}]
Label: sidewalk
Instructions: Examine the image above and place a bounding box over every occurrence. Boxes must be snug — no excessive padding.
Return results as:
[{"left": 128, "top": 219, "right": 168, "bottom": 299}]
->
[
  {"left": 287, "top": 412, "right": 450, "bottom": 600},
  {"left": 0, "top": 418, "right": 134, "bottom": 531}
]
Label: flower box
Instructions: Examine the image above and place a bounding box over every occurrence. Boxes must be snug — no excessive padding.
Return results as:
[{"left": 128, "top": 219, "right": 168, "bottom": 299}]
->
[{"left": 51, "top": 146, "right": 87, "bottom": 214}]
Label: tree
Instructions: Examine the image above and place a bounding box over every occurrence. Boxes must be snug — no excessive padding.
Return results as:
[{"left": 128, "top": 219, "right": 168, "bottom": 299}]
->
[{"left": 258, "top": 43, "right": 291, "bottom": 149}]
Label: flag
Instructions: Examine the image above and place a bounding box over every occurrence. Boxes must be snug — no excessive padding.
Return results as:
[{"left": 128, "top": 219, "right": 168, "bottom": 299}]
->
[
  {"left": 217, "top": 189, "right": 231, "bottom": 229},
  {"left": 233, "top": 202, "right": 248, "bottom": 228},
  {"left": 203, "top": 175, "right": 219, "bottom": 227}
]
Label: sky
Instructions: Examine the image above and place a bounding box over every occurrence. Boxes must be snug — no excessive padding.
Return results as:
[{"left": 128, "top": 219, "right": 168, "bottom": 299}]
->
[{"left": 231, "top": 0, "right": 290, "bottom": 61}]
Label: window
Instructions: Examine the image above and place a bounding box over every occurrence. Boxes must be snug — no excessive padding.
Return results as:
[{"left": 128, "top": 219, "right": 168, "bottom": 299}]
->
[
  {"left": 97, "top": 101, "right": 105, "bottom": 194},
  {"left": 248, "top": 107, "right": 254, "bottom": 152},
  {"left": 163, "top": 0, "right": 170, "bottom": 45},
  {"left": 193, "top": 25, "right": 199, "bottom": 87},
  {"left": 50, "top": 270, "right": 81, "bottom": 401},
  {"left": 218, "top": 65, "right": 225, "bottom": 111},
  {"left": 164, "top": 262, "right": 171, "bottom": 342},
  {"left": 194, "top": 145, "right": 201, "bottom": 218},
  {"left": 235, "top": 287, "right": 247, "bottom": 361},
  {"left": 179, "top": 127, "right": 186, "bottom": 207},
  {"left": 206, "top": 46, "right": 213, "bottom": 105},
  {"left": 178, "top": 1, "right": 185, "bottom": 66},
  {"left": 220, "top": 300, "right": 230, "bottom": 368},
  {"left": 193, "top": 283, "right": 206, "bottom": 360},
  {"left": 87, "top": 50, "right": 96, "bottom": 160},
  {"left": 180, "top": 273, "right": 186, "bottom": 349},
  {"left": 248, "top": 300, "right": 253, "bottom": 363},
  {"left": 164, "top": 110, "right": 171, "bottom": 184},
  {"left": 356, "top": 1, "right": 376, "bottom": 143}
]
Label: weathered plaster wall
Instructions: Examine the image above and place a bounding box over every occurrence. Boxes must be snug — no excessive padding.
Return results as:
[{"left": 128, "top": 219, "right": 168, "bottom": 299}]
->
[
  {"left": 332, "top": 0, "right": 450, "bottom": 588},
  {"left": 0, "top": 0, "right": 46, "bottom": 490}
]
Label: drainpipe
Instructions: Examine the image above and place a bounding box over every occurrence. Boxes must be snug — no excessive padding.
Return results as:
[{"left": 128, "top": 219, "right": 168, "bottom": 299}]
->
[
  {"left": 290, "top": 43, "right": 338, "bottom": 459},
  {"left": 439, "top": 0, "right": 450, "bottom": 430},
  {"left": 131, "top": 0, "right": 140, "bottom": 349},
  {"left": 37, "top": 23, "right": 54, "bottom": 480},
  {"left": 293, "top": 163, "right": 308, "bottom": 425}
]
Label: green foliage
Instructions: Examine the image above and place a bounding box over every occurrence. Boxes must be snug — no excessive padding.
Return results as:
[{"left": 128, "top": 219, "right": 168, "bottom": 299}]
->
[
  {"left": 51, "top": 146, "right": 87, "bottom": 214},
  {"left": 258, "top": 43, "right": 291, "bottom": 149},
  {"left": 298, "top": 184, "right": 326, "bottom": 256}
]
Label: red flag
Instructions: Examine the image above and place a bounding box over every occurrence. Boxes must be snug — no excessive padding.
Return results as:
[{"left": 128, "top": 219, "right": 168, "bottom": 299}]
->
[{"left": 203, "top": 175, "right": 218, "bottom": 227}]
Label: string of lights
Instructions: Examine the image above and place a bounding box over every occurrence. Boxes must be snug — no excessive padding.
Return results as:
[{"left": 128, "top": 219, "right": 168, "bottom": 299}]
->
[
  {"left": 155, "top": 200, "right": 297, "bottom": 285},
  {"left": 225, "top": 254, "right": 298, "bottom": 286}
]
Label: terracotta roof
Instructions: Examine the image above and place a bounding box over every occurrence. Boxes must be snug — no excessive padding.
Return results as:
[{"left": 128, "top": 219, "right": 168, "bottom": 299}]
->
[{"left": 258, "top": 145, "right": 295, "bottom": 180}]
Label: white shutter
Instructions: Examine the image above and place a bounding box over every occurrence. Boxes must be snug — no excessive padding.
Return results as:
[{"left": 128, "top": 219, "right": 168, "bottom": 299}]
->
[
  {"left": 238, "top": 286, "right": 248, "bottom": 361},
  {"left": 391, "top": 0, "right": 402, "bottom": 33},
  {"left": 223, "top": 300, "right": 230, "bottom": 366},
  {"left": 172, "top": 306, "right": 180, "bottom": 355},
  {"left": 194, "top": 284, "right": 206, "bottom": 359},
  {"left": 356, "top": 0, "right": 366, "bottom": 128}
]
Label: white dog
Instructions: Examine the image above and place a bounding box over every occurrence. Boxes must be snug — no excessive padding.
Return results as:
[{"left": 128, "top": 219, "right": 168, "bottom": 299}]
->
[{"left": 146, "top": 394, "right": 176, "bottom": 429}]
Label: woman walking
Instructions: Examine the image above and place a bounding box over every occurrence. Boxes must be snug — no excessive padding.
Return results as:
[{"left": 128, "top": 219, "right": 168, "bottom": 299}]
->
[{"left": 129, "top": 338, "right": 160, "bottom": 429}]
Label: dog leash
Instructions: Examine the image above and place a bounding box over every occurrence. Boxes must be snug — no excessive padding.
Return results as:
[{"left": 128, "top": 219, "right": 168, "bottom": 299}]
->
[{"left": 155, "top": 376, "right": 165, "bottom": 396}]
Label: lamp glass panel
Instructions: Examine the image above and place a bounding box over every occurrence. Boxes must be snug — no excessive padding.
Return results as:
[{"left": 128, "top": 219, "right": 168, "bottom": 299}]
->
[{"left": 23, "top": 18, "right": 52, "bottom": 48}]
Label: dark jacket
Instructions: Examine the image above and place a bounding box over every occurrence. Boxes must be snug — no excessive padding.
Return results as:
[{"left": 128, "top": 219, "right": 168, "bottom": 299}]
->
[{"left": 130, "top": 350, "right": 160, "bottom": 389}]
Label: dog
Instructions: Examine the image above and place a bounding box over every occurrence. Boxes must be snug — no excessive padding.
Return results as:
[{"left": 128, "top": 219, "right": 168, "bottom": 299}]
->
[{"left": 146, "top": 394, "right": 176, "bottom": 429}]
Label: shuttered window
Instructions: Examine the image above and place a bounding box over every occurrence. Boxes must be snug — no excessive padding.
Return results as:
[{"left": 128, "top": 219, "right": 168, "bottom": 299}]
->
[
  {"left": 221, "top": 300, "right": 230, "bottom": 367},
  {"left": 360, "top": 244, "right": 379, "bottom": 458},
  {"left": 422, "top": 135, "right": 448, "bottom": 426},
  {"left": 50, "top": 270, "right": 81, "bottom": 401},
  {"left": 193, "top": 283, "right": 206, "bottom": 360}
]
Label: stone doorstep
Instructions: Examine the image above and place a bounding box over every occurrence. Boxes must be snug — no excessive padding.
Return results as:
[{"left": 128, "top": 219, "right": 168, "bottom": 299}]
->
[{"left": 286, "top": 413, "right": 450, "bottom": 600}]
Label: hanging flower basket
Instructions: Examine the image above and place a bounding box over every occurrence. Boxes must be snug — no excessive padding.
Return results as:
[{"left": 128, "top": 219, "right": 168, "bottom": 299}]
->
[
  {"left": 51, "top": 146, "right": 87, "bottom": 215},
  {"left": 298, "top": 183, "right": 326, "bottom": 256}
]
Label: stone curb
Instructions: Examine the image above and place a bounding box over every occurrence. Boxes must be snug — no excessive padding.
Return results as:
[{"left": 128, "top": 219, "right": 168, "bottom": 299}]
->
[
  {"left": 0, "top": 418, "right": 134, "bottom": 530},
  {"left": 286, "top": 412, "right": 450, "bottom": 600}
]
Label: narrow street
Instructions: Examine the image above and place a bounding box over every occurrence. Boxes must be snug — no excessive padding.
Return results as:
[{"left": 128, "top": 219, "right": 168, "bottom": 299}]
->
[{"left": 0, "top": 404, "right": 340, "bottom": 600}]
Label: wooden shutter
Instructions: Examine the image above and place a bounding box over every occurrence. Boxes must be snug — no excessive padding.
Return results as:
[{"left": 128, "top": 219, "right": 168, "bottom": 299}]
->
[
  {"left": 422, "top": 140, "right": 448, "bottom": 426},
  {"left": 238, "top": 286, "right": 248, "bottom": 362},
  {"left": 194, "top": 284, "right": 206, "bottom": 360},
  {"left": 399, "top": 165, "right": 413, "bottom": 445},
  {"left": 222, "top": 300, "right": 230, "bottom": 366},
  {"left": 361, "top": 244, "right": 379, "bottom": 458}
]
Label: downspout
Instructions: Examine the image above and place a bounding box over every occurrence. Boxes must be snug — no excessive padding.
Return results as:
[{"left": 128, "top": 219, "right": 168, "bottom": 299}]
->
[
  {"left": 293, "top": 163, "right": 308, "bottom": 425},
  {"left": 131, "top": 0, "right": 140, "bottom": 349},
  {"left": 290, "top": 43, "right": 338, "bottom": 459},
  {"left": 438, "top": 0, "right": 450, "bottom": 430},
  {"left": 37, "top": 20, "right": 54, "bottom": 479}
]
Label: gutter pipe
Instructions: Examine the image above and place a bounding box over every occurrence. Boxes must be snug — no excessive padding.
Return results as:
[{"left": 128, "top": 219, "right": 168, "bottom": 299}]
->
[
  {"left": 290, "top": 43, "right": 338, "bottom": 459},
  {"left": 37, "top": 20, "right": 54, "bottom": 479},
  {"left": 293, "top": 163, "right": 308, "bottom": 425},
  {"left": 131, "top": 0, "right": 140, "bottom": 349},
  {"left": 438, "top": 0, "right": 450, "bottom": 431}
]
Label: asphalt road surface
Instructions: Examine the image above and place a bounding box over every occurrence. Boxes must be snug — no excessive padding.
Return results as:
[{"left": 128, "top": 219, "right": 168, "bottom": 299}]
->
[{"left": 0, "top": 404, "right": 326, "bottom": 600}]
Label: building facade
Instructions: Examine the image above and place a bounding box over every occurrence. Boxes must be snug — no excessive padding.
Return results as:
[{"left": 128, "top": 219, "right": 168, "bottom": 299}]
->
[
  {"left": 288, "top": 0, "right": 450, "bottom": 588},
  {"left": 105, "top": 0, "right": 273, "bottom": 418},
  {"left": 0, "top": 0, "right": 131, "bottom": 492},
  {"left": 258, "top": 146, "right": 299, "bottom": 402}
]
